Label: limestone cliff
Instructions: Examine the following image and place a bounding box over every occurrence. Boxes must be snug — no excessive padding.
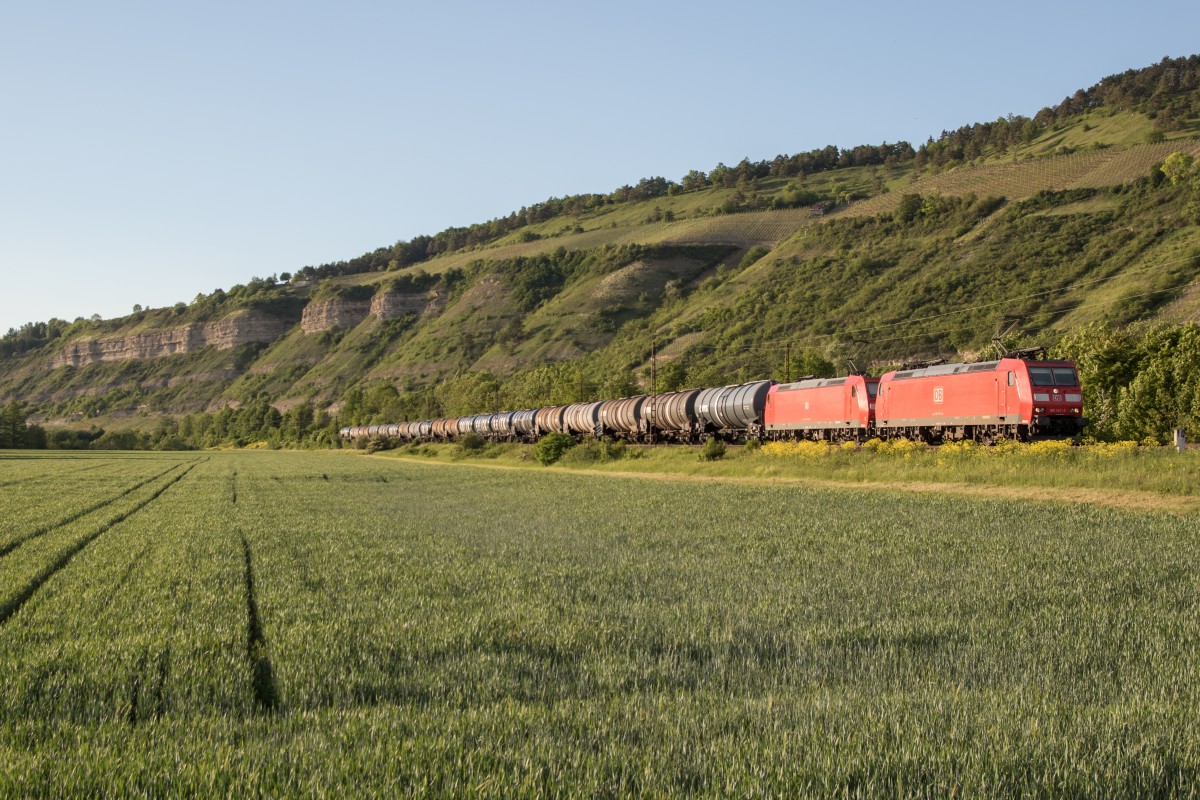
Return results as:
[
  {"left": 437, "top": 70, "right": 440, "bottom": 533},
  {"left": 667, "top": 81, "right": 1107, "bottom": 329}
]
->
[
  {"left": 300, "top": 298, "right": 372, "bottom": 334},
  {"left": 49, "top": 310, "right": 289, "bottom": 369},
  {"left": 370, "top": 290, "right": 442, "bottom": 320}
]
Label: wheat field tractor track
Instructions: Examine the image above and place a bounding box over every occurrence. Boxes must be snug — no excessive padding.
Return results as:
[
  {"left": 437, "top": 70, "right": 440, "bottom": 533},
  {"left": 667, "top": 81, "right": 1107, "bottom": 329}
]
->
[{"left": 0, "top": 449, "right": 1197, "bottom": 796}]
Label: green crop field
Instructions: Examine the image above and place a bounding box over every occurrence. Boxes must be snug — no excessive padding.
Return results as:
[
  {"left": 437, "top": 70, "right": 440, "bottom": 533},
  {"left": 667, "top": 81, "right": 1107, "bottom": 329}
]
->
[{"left": 1, "top": 450, "right": 1198, "bottom": 796}]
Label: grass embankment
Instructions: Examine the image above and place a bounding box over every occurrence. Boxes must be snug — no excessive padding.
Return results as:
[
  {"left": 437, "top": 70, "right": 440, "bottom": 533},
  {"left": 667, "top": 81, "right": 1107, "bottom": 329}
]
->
[{"left": 377, "top": 438, "right": 1200, "bottom": 513}]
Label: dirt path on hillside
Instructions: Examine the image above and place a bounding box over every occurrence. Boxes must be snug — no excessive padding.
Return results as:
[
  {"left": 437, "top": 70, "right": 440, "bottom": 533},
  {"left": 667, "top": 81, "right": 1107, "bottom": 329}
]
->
[{"left": 376, "top": 456, "right": 1200, "bottom": 516}]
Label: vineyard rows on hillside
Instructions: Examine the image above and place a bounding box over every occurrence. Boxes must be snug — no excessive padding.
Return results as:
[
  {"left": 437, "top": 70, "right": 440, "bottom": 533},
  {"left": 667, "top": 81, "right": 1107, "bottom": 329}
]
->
[
  {"left": 841, "top": 140, "right": 1200, "bottom": 219},
  {"left": 397, "top": 208, "right": 818, "bottom": 277}
]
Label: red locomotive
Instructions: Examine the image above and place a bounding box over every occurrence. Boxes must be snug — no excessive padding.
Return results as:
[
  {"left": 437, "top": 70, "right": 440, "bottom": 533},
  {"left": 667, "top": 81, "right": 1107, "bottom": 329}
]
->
[
  {"left": 763, "top": 375, "right": 878, "bottom": 441},
  {"left": 875, "top": 351, "right": 1085, "bottom": 443}
]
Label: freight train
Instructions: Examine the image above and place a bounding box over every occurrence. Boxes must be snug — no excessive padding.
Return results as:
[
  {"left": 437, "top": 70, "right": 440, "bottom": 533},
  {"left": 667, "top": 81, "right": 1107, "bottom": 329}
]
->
[{"left": 340, "top": 351, "right": 1086, "bottom": 446}]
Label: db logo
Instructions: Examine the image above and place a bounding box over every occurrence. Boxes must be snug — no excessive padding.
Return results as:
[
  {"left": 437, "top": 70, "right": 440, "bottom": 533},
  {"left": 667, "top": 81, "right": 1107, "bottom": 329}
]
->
[{"left": 933, "top": 387, "right": 944, "bottom": 404}]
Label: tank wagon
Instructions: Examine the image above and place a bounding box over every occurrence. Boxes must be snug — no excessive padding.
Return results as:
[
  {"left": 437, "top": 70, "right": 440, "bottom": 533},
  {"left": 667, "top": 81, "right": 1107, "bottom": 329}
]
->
[
  {"left": 489, "top": 411, "right": 516, "bottom": 439},
  {"left": 341, "top": 353, "right": 1085, "bottom": 449},
  {"left": 562, "top": 401, "right": 603, "bottom": 437},
  {"left": 534, "top": 406, "right": 568, "bottom": 435},
  {"left": 644, "top": 389, "right": 702, "bottom": 441},
  {"left": 599, "top": 396, "right": 647, "bottom": 440},
  {"left": 511, "top": 410, "right": 538, "bottom": 439},
  {"left": 696, "top": 380, "right": 774, "bottom": 439}
]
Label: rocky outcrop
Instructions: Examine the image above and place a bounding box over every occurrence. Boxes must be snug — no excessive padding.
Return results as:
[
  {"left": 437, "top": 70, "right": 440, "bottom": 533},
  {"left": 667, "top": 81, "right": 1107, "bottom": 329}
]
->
[
  {"left": 300, "top": 291, "right": 443, "bottom": 333},
  {"left": 49, "top": 311, "right": 288, "bottom": 369},
  {"left": 300, "top": 298, "right": 371, "bottom": 334},
  {"left": 371, "top": 290, "right": 440, "bottom": 321}
]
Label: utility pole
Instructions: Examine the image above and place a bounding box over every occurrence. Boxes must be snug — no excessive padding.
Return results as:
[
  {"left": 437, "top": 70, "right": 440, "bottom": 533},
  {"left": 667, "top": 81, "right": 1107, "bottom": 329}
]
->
[
  {"left": 649, "top": 340, "right": 657, "bottom": 444},
  {"left": 651, "top": 340, "right": 657, "bottom": 395},
  {"left": 785, "top": 341, "right": 791, "bottom": 383}
]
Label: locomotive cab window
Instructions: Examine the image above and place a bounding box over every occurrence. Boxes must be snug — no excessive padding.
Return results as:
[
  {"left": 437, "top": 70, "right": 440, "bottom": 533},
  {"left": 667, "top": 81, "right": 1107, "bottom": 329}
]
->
[
  {"left": 1030, "top": 366, "right": 1079, "bottom": 386},
  {"left": 866, "top": 383, "right": 878, "bottom": 396},
  {"left": 1029, "top": 367, "right": 1054, "bottom": 386},
  {"left": 1052, "top": 368, "right": 1078, "bottom": 386},
  {"left": 1007, "top": 371, "right": 1015, "bottom": 386}
]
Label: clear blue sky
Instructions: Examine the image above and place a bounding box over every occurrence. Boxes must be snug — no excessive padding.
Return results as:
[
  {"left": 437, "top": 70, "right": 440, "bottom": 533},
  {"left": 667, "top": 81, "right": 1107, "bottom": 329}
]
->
[{"left": 2, "top": 0, "right": 1198, "bottom": 334}]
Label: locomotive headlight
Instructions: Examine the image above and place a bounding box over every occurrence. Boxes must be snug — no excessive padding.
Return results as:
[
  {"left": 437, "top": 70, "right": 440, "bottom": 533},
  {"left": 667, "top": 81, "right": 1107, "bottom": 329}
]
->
[{"left": 1035, "top": 407, "right": 1045, "bottom": 413}]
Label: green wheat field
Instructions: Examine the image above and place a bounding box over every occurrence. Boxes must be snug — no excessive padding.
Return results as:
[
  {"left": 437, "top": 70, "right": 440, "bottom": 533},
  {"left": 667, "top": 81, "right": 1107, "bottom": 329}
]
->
[{"left": 1, "top": 450, "right": 1197, "bottom": 796}]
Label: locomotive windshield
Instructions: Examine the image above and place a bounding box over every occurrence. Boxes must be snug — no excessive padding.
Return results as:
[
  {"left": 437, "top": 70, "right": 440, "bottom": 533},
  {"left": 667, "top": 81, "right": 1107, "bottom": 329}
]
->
[
  {"left": 866, "top": 382, "right": 878, "bottom": 396},
  {"left": 1052, "top": 367, "right": 1078, "bottom": 386},
  {"left": 1029, "top": 366, "right": 1079, "bottom": 386}
]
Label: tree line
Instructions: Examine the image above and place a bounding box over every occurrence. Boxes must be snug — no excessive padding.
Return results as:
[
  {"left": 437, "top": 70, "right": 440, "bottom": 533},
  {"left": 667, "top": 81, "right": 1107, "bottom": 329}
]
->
[
  {"left": 1, "top": 397, "right": 343, "bottom": 452},
  {"left": 0, "top": 402, "right": 47, "bottom": 448},
  {"left": 916, "top": 55, "right": 1200, "bottom": 171}
]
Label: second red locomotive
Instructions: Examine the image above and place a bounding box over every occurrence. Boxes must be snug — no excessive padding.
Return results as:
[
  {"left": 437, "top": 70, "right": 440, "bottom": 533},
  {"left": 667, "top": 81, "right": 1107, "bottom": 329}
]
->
[{"left": 875, "top": 356, "right": 1084, "bottom": 442}]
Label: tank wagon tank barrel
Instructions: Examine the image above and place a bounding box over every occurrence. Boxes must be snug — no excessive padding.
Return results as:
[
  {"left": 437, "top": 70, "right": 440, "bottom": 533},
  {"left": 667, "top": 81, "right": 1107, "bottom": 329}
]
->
[
  {"left": 562, "top": 401, "right": 603, "bottom": 437},
  {"left": 645, "top": 389, "right": 701, "bottom": 440},
  {"left": 695, "top": 380, "right": 773, "bottom": 439},
  {"left": 599, "top": 396, "right": 647, "bottom": 440}
]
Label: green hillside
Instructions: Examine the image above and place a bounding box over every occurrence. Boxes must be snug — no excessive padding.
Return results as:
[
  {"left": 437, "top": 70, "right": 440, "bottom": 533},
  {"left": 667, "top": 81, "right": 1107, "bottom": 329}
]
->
[{"left": 3, "top": 56, "right": 1200, "bottom": 446}]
